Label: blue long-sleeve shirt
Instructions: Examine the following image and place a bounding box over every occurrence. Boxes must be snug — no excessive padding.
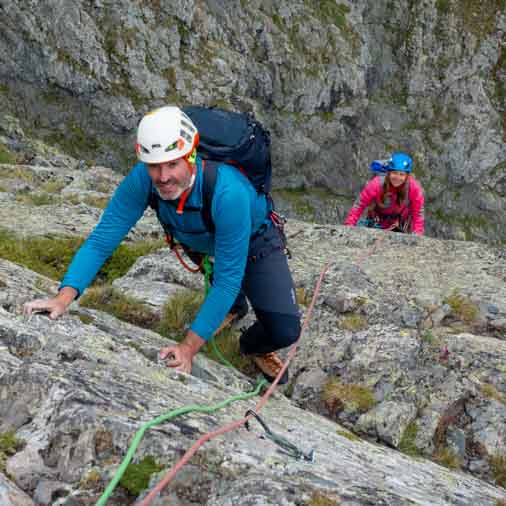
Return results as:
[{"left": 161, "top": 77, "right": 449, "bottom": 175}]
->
[{"left": 61, "top": 157, "right": 269, "bottom": 340}]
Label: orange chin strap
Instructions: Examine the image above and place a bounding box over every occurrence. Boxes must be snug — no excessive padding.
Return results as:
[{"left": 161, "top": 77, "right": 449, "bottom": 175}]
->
[{"left": 175, "top": 148, "right": 199, "bottom": 215}]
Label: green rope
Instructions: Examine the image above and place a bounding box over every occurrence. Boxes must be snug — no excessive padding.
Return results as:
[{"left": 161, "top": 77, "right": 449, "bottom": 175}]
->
[
  {"left": 202, "top": 255, "right": 213, "bottom": 294},
  {"left": 95, "top": 380, "right": 266, "bottom": 506},
  {"left": 96, "top": 253, "right": 258, "bottom": 505}
]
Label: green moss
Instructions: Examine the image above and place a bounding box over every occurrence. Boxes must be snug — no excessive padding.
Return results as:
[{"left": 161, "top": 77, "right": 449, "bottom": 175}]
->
[
  {"left": 310, "top": 1, "right": 350, "bottom": 30},
  {"left": 0, "top": 143, "right": 17, "bottom": 164},
  {"left": 433, "top": 208, "right": 492, "bottom": 241},
  {"left": 436, "top": 0, "right": 451, "bottom": 14},
  {"left": 163, "top": 66, "right": 177, "bottom": 89},
  {"left": 0, "top": 431, "right": 25, "bottom": 473},
  {"left": 272, "top": 13, "right": 285, "bottom": 30},
  {"left": 119, "top": 455, "right": 164, "bottom": 495},
  {"left": 340, "top": 313, "right": 368, "bottom": 331},
  {"left": 15, "top": 192, "right": 60, "bottom": 206},
  {"left": 322, "top": 377, "right": 377, "bottom": 415},
  {"left": 459, "top": 0, "right": 505, "bottom": 39},
  {"left": 98, "top": 239, "right": 164, "bottom": 284},
  {"left": 78, "top": 313, "right": 95, "bottom": 325},
  {"left": 274, "top": 188, "right": 316, "bottom": 219},
  {"left": 491, "top": 46, "right": 506, "bottom": 141},
  {"left": 40, "top": 180, "right": 66, "bottom": 193},
  {"left": 0, "top": 229, "right": 83, "bottom": 279},
  {"left": 336, "top": 429, "right": 362, "bottom": 442},
  {"left": 399, "top": 421, "right": 422, "bottom": 456},
  {"left": 0, "top": 185, "right": 8, "bottom": 192},
  {"left": 82, "top": 195, "right": 110, "bottom": 209},
  {"left": 44, "top": 121, "right": 100, "bottom": 159},
  {"left": 481, "top": 383, "right": 506, "bottom": 405}
]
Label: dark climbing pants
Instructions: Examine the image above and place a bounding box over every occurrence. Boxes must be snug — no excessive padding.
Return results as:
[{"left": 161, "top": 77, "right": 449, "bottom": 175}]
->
[{"left": 232, "top": 225, "right": 301, "bottom": 355}]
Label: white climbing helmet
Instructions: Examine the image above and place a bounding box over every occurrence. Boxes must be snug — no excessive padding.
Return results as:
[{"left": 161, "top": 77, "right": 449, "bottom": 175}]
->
[{"left": 136, "top": 106, "right": 199, "bottom": 164}]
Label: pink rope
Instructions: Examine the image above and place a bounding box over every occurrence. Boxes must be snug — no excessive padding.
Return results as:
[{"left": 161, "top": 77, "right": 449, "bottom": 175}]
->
[{"left": 138, "top": 261, "right": 332, "bottom": 506}]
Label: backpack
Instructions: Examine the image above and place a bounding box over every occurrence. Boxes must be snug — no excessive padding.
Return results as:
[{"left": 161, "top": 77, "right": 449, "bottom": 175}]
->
[{"left": 149, "top": 106, "right": 272, "bottom": 234}]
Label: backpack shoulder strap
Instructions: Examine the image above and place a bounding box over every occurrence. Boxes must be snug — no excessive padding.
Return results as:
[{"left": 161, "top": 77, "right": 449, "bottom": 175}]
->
[{"left": 201, "top": 159, "right": 219, "bottom": 234}]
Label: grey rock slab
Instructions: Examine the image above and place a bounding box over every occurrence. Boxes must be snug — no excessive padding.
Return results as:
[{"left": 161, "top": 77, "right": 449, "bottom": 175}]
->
[
  {"left": 0, "top": 474, "right": 36, "bottom": 506},
  {"left": 0, "top": 257, "right": 505, "bottom": 504}
]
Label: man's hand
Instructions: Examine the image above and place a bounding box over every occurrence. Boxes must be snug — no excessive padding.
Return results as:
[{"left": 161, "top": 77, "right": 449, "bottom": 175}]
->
[
  {"left": 159, "top": 330, "right": 205, "bottom": 374},
  {"left": 23, "top": 286, "right": 78, "bottom": 320}
]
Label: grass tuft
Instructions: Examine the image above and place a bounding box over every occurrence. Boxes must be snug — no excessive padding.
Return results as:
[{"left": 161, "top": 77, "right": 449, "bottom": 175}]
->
[
  {"left": 399, "top": 421, "right": 423, "bottom": 456},
  {"left": 481, "top": 383, "right": 506, "bottom": 405},
  {"left": 307, "top": 490, "right": 341, "bottom": 506},
  {"left": 322, "top": 377, "right": 376, "bottom": 415},
  {"left": 158, "top": 289, "right": 204, "bottom": 334},
  {"left": 340, "top": 313, "right": 368, "bottom": 331},
  {"left": 433, "top": 447, "right": 462, "bottom": 469},
  {"left": 490, "top": 454, "right": 506, "bottom": 488},
  {"left": 0, "top": 143, "right": 17, "bottom": 164},
  {"left": 444, "top": 292, "right": 479, "bottom": 323},
  {"left": 0, "top": 431, "right": 25, "bottom": 473},
  {"left": 80, "top": 286, "right": 159, "bottom": 329}
]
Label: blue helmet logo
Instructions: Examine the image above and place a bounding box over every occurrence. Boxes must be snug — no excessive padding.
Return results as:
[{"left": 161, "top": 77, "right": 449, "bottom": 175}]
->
[{"left": 387, "top": 152, "right": 413, "bottom": 173}]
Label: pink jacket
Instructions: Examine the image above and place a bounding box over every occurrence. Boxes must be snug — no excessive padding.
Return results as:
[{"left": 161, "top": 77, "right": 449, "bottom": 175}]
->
[{"left": 344, "top": 176, "right": 425, "bottom": 235}]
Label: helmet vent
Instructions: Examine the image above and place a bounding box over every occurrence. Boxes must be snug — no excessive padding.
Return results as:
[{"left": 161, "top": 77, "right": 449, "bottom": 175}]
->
[
  {"left": 181, "top": 120, "right": 195, "bottom": 133},
  {"left": 180, "top": 130, "right": 192, "bottom": 142}
]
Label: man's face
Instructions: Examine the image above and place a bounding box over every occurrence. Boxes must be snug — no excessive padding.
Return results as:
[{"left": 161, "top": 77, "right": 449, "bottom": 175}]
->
[{"left": 147, "top": 158, "right": 192, "bottom": 200}]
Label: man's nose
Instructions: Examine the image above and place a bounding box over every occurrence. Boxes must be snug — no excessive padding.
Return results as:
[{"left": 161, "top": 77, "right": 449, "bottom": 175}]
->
[{"left": 158, "top": 164, "right": 172, "bottom": 182}]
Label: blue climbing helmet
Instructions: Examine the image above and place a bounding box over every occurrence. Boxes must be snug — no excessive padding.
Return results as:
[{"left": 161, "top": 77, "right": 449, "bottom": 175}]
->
[
  {"left": 387, "top": 152, "right": 413, "bottom": 173},
  {"left": 369, "top": 152, "right": 413, "bottom": 174}
]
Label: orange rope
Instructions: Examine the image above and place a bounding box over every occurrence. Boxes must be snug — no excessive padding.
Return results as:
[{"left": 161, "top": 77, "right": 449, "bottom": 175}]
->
[
  {"left": 139, "top": 226, "right": 390, "bottom": 505},
  {"left": 173, "top": 244, "right": 202, "bottom": 273}
]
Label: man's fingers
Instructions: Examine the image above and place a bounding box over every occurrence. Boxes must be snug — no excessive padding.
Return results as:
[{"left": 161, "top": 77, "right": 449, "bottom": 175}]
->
[
  {"left": 159, "top": 347, "right": 176, "bottom": 359},
  {"left": 49, "top": 308, "right": 62, "bottom": 320},
  {"left": 23, "top": 300, "right": 49, "bottom": 317}
]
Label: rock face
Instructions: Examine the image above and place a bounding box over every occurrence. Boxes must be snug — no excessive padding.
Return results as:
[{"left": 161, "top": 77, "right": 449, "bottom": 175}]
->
[
  {"left": 0, "top": 0, "right": 505, "bottom": 243},
  {"left": 1, "top": 165, "right": 506, "bottom": 504}
]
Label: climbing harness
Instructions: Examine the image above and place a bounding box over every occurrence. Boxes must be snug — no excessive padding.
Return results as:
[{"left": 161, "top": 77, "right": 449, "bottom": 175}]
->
[
  {"left": 244, "top": 409, "right": 315, "bottom": 462},
  {"left": 270, "top": 209, "right": 291, "bottom": 258}
]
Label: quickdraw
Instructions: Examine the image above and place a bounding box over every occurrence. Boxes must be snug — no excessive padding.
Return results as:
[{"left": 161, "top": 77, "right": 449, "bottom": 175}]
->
[{"left": 244, "top": 409, "right": 315, "bottom": 462}]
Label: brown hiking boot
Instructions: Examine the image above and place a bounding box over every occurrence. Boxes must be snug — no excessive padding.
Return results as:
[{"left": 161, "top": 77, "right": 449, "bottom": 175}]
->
[{"left": 251, "top": 352, "right": 289, "bottom": 384}]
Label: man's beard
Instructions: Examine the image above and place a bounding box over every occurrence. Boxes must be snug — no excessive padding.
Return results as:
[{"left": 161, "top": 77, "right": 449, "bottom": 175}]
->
[{"left": 156, "top": 173, "right": 195, "bottom": 201}]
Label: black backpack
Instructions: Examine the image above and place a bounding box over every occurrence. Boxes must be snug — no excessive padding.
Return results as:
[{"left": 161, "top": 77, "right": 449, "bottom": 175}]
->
[{"left": 149, "top": 106, "right": 272, "bottom": 234}]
